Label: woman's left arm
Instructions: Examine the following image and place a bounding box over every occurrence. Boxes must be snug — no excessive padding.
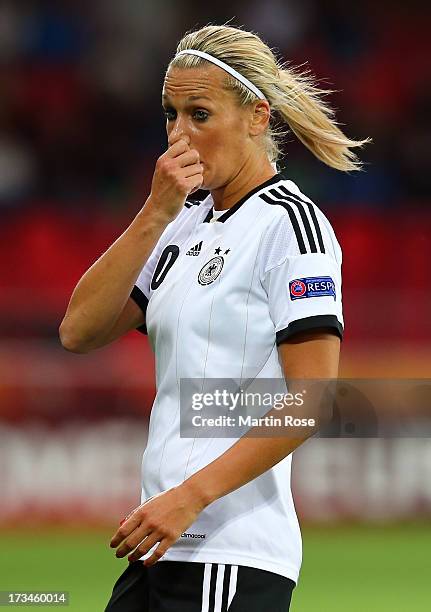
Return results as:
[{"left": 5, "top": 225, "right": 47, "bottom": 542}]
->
[{"left": 111, "top": 330, "right": 340, "bottom": 565}]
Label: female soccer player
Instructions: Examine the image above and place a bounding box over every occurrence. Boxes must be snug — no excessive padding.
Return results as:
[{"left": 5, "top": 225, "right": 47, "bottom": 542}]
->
[{"left": 60, "top": 24, "right": 369, "bottom": 612}]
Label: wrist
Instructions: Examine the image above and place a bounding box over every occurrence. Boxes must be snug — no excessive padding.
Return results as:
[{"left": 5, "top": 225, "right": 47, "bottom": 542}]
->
[
  {"left": 131, "top": 200, "right": 171, "bottom": 235},
  {"left": 180, "top": 474, "right": 215, "bottom": 512},
  {"left": 141, "top": 194, "right": 180, "bottom": 226}
]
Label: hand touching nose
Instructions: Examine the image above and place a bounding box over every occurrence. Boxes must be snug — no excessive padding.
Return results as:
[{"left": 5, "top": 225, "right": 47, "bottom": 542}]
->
[
  {"left": 168, "top": 132, "right": 191, "bottom": 148},
  {"left": 145, "top": 135, "right": 203, "bottom": 222}
]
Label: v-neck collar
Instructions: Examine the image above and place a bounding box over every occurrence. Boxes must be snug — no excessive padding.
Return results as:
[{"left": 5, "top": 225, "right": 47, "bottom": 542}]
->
[{"left": 202, "top": 173, "right": 283, "bottom": 223}]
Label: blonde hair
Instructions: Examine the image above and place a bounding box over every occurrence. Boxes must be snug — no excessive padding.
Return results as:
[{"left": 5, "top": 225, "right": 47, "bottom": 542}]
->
[{"left": 168, "top": 25, "right": 371, "bottom": 172}]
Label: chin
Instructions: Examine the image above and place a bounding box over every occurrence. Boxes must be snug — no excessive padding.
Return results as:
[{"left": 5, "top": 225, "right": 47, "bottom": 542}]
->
[{"left": 203, "top": 173, "right": 224, "bottom": 192}]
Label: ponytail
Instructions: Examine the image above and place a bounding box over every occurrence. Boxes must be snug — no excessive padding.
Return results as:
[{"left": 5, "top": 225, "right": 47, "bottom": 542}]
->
[
  {"left": 274, "top": 65, "right": 370, "bottom": 171},
  {"left": 171, "top": 25, "right": 371, "bottom": 171}
]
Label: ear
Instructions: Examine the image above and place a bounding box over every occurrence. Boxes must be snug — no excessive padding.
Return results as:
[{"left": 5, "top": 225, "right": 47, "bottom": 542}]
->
[{"left": 249, "top": 100, "right": 271, "bottom": 136}]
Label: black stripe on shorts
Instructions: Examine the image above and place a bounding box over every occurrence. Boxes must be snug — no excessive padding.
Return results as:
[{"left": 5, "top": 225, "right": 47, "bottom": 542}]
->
[{"left": 104, "top": 560, "right": 295, "bottom": 612}]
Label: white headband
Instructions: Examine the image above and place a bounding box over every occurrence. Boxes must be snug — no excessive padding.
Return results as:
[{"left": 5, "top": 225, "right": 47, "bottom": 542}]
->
[{"left": 175, "top": 49, "right": 266, "bottom": 101}]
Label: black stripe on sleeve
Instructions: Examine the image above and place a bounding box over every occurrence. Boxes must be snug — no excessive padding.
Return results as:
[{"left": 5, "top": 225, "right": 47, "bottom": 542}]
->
[
  {"left": 278, "top": 185, "right": 326, "bottom": 254},
  {"left": 259, "top": 193, "right": 308, "bottom": 254},
  {"left": 276, "top": 315, "right": 343, "bottom": 344},
  {"left": 270, "top": 187, "right": 318, "bottom": 253},
  {"left": 221, "top": 565, "right": 231, "bottom": 612},
  {"left": 130, "top": 286, "right": 148, "bottom": 335},
  {"left": 306, "top": 202, "right": 326, "bottom": 254}
]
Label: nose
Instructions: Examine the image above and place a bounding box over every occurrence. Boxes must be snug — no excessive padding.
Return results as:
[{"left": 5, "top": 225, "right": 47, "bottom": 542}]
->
[{"left": 168, "top": 115, "right": 190, "bottom": 147}]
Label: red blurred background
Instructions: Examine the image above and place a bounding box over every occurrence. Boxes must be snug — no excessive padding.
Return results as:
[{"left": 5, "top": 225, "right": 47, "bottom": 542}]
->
[{"left": 0, "top": 0, "right": 430, "bottom": 525}]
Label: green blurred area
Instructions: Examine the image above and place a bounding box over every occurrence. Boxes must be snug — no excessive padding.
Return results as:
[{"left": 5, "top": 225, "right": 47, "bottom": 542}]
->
[{"left": 0, "top": 524, "right": 429, "bottom": 611}]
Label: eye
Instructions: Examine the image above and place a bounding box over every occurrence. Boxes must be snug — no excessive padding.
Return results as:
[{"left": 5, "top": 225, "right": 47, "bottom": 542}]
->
[
  {"left": 193, "top": 109, "right": 209, "bottom": 122},
  {"left": 163, "top": 107, "right": 176, "bottom": 121}
]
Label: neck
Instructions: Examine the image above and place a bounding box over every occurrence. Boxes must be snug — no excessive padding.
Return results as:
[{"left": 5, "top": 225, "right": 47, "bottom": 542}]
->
[{"left": 210, "top": 154, "right": 277, "bottom": 211}]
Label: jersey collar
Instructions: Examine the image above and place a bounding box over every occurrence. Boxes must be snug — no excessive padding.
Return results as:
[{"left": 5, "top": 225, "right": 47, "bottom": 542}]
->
[{"left": 202, "top": 172, "right": 284, "bottom": 223}]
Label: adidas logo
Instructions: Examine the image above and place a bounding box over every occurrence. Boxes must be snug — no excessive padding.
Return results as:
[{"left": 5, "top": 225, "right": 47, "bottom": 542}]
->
[{"left": 186, "top": 241, "right": 203, "bottom": 256}]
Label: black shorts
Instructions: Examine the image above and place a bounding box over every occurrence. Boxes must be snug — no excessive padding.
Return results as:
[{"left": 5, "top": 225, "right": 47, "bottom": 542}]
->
[{"left": 104, "top": 560, "right": 295, "bottom": 611}]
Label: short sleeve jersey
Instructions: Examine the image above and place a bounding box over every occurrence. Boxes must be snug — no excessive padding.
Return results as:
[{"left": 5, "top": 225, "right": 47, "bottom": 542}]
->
[{"left": 130, "top": 173, "right": 343, "bottom": 582}]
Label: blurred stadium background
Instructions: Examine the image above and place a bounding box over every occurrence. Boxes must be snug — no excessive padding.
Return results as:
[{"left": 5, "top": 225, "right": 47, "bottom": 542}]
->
[{"left": 0, "top": 1, "right": 430, "bottom": 610}]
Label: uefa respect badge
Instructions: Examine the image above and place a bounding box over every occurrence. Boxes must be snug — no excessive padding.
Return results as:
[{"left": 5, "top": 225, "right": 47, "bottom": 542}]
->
[{"left": 289, "top": 276, "right": 336, "bottom": 301}]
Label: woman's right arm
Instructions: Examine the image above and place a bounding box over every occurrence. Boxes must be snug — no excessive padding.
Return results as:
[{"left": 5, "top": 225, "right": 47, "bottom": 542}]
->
[
  {"left": 59, "top": 208, "right": 169, "bottom": 353},
  {"left": 59, "top": 136, "right": 203, "bottom": 353}
]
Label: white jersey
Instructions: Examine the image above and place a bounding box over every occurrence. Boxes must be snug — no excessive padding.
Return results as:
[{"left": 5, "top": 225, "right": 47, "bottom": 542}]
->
[{"left": 130, "top": 173, "right": 343, "bottom": 582}]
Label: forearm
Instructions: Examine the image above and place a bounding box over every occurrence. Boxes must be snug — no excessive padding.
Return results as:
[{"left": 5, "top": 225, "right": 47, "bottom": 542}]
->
[
  {"left": 59, "top": 200, "right": 169, "bottom": 348},
  {"left": 186, "top": 434, "right": 307, "bottom": 509},
  {"left": 183, "top": 335, "right": 340, "bottom": 511}
]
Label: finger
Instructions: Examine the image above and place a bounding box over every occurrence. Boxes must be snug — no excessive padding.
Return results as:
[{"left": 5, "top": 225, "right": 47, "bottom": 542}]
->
[
  {"left": 165, "top": 138, "right": 190, "bottom": 159},
  {"left": 126, "top": 532, "right": 161, "bottom": 563},
  {"left": 110, "top": 513, "right": 142, "bottom": 548},
  {"left": 111, "top": 496, "right": 159, "bottom": 547},
  {"left": 118, "top": 509, "right": 134, "bottom": 526},
  {"left": 183, "top": 163, "right": 204, "bottom": 179},
  {"left": 142, "top": 540, "right": 171, "bottom": 566},
  {"left": 115, "top": 525, "right": 152, "bottom": 558},
  {"left": 184, "top": 173, "right": 204, "bottom": 195},
  {"left": 168, "top": 132, "right": 191, "bottom": 148},
  {"left": 189, "top": 183, "right": 203, "bottom": 195},
  {"left": 175, "top": 149, "right": 200, "bottom": 168}
]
